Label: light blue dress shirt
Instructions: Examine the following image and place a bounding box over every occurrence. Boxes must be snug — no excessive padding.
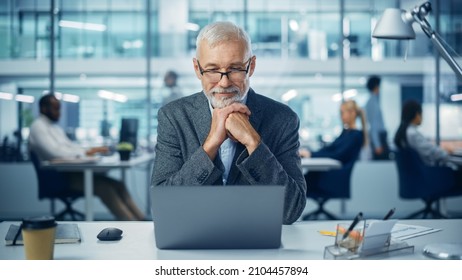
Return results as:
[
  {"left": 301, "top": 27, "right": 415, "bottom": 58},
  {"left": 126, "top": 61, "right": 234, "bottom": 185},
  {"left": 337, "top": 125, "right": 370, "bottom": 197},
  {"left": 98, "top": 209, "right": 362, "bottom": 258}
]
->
[
  {"left": 365, "top": 94, "right": 386, "bottom": 148},
  {"left": 219, "top": 137, "right": 236, "bottom": 185}
]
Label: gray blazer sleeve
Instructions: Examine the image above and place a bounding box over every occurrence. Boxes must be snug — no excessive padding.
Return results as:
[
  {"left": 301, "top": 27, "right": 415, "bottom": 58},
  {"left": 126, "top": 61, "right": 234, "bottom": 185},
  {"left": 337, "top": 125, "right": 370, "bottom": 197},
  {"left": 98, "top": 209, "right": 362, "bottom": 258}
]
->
[
  {"left": 234, "top": 116, "right": 306, "bottom": 225},
  {"left": 151, "top": 106, "right": 223, "bottom": 186}
]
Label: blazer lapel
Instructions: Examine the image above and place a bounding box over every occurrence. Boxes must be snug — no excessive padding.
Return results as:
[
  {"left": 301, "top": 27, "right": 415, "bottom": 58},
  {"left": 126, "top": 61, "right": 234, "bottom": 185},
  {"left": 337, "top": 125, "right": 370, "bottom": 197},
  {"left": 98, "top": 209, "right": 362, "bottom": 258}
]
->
[
  {"left": 246, "top": 89, "right": 263, "bottom": 134},
  {"left": 191, "top": 92, "right": 212, "bottom": 145}
]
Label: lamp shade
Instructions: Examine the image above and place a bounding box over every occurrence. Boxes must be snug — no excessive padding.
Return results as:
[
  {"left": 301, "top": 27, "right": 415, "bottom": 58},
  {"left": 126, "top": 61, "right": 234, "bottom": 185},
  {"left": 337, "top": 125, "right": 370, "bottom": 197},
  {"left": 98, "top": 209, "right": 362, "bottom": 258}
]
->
[{"left": 372, "top": 8, "right": 416, "bottom": 39}]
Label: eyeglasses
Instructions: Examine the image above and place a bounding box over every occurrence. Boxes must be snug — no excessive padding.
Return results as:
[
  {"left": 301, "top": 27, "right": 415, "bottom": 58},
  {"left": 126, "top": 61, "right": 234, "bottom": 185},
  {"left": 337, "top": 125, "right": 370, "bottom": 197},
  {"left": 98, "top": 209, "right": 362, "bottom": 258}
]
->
[{"left": 197, "top": 58, "right": 252, "bottom": 83}]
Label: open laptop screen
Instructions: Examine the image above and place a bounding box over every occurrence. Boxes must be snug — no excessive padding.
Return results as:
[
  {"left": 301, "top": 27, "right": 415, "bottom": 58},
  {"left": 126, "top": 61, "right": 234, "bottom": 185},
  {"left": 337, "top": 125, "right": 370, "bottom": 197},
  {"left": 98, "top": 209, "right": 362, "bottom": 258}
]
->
[{"left": 150, "top": 185, "right": 285, "bottom": 249}]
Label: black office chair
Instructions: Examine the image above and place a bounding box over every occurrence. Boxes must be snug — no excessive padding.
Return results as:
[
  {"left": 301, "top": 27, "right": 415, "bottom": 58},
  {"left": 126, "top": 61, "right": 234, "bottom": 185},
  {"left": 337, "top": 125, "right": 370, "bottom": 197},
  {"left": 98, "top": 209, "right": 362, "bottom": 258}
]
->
[
  {"left": 395, "top": 147, "right": 462, "bottom": 219},
  {"left": 302, "top": 158, "right": 357, "bottom": 220},
  {"left": 30, "top": 151, "right": 84, "bottom": 221}
]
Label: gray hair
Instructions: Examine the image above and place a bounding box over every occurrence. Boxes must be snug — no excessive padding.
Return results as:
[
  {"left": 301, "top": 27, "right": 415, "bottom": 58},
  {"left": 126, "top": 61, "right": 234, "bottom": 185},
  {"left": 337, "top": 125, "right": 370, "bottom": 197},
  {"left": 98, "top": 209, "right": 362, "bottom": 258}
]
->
[{"left": 195, "top": 21, "right": 252, "bottom": 59}]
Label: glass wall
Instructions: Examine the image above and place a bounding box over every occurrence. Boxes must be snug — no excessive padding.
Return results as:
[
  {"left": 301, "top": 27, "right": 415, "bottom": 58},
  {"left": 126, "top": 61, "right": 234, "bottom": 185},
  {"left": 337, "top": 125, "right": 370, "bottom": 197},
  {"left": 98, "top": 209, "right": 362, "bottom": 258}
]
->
[
  {"left": 3, "top": 0, "right": 462, "bottom": 60},
  {"left": 0, "top": 0, "right": 461, "bottom": 161},
  {"left": 434, "top": 0, "right": 462, "bottom": 144},
  {"left": 0, "top": 0, "right": 152, "bottom": 59}
]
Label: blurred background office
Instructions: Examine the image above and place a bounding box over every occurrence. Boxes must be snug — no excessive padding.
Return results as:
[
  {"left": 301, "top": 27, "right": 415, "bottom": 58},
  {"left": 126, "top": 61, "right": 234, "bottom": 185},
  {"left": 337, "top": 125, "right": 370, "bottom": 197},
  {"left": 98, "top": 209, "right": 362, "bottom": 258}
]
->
[{"left": 0, "top": 0, "right": 461, "bottom": 220}]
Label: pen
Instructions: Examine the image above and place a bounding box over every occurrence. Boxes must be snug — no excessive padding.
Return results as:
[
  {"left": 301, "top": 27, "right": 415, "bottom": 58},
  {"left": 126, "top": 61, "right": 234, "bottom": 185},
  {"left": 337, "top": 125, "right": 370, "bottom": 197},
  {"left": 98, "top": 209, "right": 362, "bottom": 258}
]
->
[
  {"left": 383, "top": 207, "right": 396, "bottom": 220},
  {"left": 342, "top": 212, "right": 363, "bottom": 240}
]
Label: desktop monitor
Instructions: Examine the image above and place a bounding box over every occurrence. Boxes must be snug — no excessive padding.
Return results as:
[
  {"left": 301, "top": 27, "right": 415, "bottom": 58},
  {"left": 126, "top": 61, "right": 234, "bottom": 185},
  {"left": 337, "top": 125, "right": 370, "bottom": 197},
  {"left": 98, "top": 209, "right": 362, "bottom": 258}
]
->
[{"left": 119, "top": 118, "right": 138, "bottom": 151}]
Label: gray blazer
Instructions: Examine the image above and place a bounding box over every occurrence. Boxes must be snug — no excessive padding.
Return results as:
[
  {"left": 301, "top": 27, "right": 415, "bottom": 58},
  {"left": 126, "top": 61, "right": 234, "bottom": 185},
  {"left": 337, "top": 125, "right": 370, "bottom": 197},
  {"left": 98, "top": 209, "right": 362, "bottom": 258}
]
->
[{"left": 151, "top": 88, "right": 307, "bottom": 224}]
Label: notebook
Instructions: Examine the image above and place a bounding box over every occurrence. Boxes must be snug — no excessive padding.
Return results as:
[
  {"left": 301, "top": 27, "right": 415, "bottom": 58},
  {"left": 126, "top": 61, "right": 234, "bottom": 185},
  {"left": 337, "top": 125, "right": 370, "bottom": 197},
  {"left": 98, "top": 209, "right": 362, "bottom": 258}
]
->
[
  {"left": 150, "top": 185, "right": 285, "bottom": 249},
  {"left": 5, "top": 223, "right": 81, "bottom": 245}
]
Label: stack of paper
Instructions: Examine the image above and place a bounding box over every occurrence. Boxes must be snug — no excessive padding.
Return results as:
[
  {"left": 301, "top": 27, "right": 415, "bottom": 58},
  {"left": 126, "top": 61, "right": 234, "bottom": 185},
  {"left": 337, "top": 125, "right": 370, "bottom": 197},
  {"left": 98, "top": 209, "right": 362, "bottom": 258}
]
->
[{"left": 391, "top": 223, "right": 442, "bottom": 240}]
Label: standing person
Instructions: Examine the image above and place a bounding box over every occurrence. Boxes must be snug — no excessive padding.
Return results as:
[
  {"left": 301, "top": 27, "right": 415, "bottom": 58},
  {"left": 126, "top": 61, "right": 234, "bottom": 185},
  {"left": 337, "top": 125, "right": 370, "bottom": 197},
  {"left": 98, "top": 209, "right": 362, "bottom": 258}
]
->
[
  {"left": 161, "top": 70, "right": 182, "bottom": 106},
  {"left": 151, "top": 21, "right": 307, "bottom": 225},
  {"left": 365, "top": 75, "right": 390, "bottom": 160},
  {"left": 29, "top": 93, "right": 145, "bottom": 221}
]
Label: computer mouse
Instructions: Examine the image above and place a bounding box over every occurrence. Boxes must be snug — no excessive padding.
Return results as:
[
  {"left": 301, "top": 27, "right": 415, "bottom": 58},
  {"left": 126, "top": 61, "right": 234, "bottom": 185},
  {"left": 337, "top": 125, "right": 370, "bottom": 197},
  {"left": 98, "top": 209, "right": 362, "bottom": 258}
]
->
[{"left": 97, "top": 227, "right": 123, "bottom": 241}]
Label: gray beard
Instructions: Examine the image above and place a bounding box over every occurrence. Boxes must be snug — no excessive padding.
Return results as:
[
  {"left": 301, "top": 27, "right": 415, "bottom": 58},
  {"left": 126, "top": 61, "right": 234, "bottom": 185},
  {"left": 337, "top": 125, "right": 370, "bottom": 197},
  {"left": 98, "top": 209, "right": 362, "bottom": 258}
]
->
[
  {"left": 209, "top": 94, "right": 242, "bottom": 109},
  {"left": 205, "top": 86, "right": 244, "bottom": 109}
]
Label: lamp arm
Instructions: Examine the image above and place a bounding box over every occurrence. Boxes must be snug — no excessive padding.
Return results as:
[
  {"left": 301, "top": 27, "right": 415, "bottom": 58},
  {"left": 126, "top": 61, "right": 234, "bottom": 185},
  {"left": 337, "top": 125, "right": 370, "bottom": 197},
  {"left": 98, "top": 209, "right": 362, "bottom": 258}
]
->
[
  {"left": 414, "top": 16, "right": 462, "bottom": 80},
  {"left": 429, "top": 34, "right": 462, "bottom": 80}
]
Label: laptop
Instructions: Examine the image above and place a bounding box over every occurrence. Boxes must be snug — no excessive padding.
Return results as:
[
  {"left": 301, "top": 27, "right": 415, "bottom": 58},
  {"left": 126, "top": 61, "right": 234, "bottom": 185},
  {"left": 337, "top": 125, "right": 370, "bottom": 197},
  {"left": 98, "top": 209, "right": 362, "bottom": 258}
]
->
[{"left": 150, "top": 185, "right": 285, "bottom": 249}]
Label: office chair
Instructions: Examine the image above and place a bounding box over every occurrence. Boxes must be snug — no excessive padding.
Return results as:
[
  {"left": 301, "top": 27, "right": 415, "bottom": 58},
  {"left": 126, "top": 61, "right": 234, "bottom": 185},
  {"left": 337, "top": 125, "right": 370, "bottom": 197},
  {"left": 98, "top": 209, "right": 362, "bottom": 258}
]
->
[
  {"left": 302, "top": 158, "right": 357, "bottom": 220},
  {"left": 395, "top": 147, "right": 462, "bottom": 219},
  {"left": 30, "top": 151, "right": 84, "bottom": 221}
]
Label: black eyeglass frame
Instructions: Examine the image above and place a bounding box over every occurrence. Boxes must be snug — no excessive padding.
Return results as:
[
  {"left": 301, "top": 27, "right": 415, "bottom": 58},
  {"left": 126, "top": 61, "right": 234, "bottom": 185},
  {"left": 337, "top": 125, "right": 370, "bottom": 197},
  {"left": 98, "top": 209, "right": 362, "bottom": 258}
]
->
[{"left": 196, "top": 57, "right": 253, "bottom": 81}]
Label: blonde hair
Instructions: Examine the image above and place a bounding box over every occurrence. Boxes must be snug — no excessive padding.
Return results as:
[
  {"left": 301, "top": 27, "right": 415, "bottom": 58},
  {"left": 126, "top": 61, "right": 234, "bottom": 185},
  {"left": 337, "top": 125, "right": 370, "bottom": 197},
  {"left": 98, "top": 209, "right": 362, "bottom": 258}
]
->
[{"left": 342, "top": 100, "right": 368, "bottom": 147}]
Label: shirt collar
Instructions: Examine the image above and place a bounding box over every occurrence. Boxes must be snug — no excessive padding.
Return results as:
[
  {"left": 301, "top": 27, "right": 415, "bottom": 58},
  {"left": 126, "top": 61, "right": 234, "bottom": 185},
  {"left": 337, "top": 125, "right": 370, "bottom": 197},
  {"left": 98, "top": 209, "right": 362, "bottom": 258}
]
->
[{"left": 39, "top": 114, "right": 54, "bottom": 124}]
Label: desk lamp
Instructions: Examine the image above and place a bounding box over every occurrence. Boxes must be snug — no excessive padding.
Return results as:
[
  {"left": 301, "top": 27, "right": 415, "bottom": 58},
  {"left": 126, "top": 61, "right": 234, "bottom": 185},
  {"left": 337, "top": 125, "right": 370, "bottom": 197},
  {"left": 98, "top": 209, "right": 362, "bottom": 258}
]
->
[
  {"left": 372, "top": 1, "right": 462, "bottom": 81},
  {"left": 373, "top": 1, "right": 462, "bottom": 259}
]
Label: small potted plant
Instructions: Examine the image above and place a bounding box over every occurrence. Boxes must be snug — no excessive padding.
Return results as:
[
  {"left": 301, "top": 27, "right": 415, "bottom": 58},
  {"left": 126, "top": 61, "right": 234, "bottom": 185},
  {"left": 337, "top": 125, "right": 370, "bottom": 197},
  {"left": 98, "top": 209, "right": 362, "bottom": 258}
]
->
[{"left": 116, "top": 142, "right": 133, "bottom": 161}]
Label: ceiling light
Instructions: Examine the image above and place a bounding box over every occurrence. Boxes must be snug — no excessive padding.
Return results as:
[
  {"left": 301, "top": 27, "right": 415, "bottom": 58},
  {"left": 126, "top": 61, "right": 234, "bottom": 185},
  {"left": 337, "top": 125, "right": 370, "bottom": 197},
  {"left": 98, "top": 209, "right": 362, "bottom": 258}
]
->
[
  {"left": 282, "top": 89, "right": 298, "bottom": 102},
  {"left": 0, "top": 92, "right": 14, "bottom": 100},
  {"left": 15, "top": 95, "right": 35, "bottom": 103},
  {"left": 59, "top": 20, "right": 106, "bottom": 32}
]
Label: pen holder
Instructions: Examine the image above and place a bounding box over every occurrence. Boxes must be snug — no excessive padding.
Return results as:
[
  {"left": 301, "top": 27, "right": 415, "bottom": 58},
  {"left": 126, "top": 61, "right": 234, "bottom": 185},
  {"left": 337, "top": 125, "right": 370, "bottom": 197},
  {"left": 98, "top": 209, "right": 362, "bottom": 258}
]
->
[
  {"left": 334, "top": 221, "right": 365, "bottom": 254},
  {"left": 324, "top": 219, "right": 415, "bottom": 260}
]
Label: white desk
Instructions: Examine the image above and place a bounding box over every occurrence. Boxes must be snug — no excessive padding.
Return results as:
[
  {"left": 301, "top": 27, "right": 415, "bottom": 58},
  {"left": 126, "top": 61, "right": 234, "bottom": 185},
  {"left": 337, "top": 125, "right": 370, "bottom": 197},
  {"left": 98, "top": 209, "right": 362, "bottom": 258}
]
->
[
  {"left": 301, "top": 158, "right": 342, "bottom": 172},
  {"left": 41, "top": 153, "right": 155, "bottom": 221},
  {"left": 1, "top": 219, "right": 459, "bottom": 260},
  {"left": 452, "top": 148, "right": 462, "bottom": 157},
  {"left": 449, "top": 155, "right": 462, "bottom": 165}
]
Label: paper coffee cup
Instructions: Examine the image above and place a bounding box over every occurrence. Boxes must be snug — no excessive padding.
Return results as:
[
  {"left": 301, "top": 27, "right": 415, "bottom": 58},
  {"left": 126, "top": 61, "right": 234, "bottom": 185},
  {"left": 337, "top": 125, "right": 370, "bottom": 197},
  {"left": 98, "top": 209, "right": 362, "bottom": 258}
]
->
[{"left": 21, "top": 216, "right": 57, "bottom": 260}]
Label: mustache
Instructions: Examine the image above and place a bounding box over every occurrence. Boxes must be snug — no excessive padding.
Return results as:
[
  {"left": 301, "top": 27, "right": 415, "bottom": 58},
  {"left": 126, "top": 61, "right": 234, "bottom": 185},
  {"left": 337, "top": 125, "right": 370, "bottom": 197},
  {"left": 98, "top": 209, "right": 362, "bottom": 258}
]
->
[{"left": 209, "top": 86, "right": 241, "bottom": 95}]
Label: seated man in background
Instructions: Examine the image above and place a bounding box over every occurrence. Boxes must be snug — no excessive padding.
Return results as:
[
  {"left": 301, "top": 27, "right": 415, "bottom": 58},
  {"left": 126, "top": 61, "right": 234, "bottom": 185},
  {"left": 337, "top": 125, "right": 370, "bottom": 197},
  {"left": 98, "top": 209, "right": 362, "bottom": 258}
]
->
[
  {"left": 29, "top": 93, "right": 145, "bottom": 221},
  {"left": 151, "top": 21, "right": 306, "bottom": 225}
]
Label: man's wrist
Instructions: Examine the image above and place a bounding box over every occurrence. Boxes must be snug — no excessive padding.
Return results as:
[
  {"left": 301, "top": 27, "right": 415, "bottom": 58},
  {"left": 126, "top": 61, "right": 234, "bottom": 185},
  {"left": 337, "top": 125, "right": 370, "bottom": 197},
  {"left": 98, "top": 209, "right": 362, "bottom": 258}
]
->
[
  {"left": 245, "top": 135, "right": 261, "bottom": 155},
  {"left": 203, "top": 139, "right": 219, "bottom": 160}
]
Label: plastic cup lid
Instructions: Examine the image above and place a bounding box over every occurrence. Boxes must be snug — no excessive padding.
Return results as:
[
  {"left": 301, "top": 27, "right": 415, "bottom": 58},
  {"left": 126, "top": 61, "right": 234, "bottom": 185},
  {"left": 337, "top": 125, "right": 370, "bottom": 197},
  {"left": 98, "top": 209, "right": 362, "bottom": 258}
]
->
[{"left": 21, "top": 216, "right": 57, "bottom": 230}]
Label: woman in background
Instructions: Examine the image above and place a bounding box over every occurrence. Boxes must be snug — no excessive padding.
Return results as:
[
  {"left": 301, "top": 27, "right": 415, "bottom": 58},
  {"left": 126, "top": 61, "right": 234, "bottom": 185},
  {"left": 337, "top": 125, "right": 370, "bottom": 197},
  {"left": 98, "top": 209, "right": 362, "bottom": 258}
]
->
[
  {"left": 394, "top": 99, "right": 461, "bottom": 186},
  {"left": 394, "top": 100, "right": 460, "bottom": 166},
  {"left": 300, "top": 100, "right": 367, "bottom": 220},
  {"left": 300, "top": 99, "right": 367, "bottom": 164}
]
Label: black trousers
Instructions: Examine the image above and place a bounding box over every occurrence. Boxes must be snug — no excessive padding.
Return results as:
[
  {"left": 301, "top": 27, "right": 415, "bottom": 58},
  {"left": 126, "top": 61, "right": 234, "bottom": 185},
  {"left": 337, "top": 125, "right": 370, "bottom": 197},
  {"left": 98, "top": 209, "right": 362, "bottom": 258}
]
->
[{"left": 371, "top": 131, "right": 391, "bottom": 160}]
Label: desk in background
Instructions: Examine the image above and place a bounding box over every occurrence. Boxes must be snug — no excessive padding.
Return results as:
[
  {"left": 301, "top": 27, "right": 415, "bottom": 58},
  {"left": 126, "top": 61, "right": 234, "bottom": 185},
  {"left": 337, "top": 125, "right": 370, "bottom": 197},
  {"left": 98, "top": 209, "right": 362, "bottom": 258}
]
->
[
  {"left": 1, "top": 219, "right": 459, "bottom": 260},
  {"left": 41, "top": 153, "right": 155, "bottom": 221},
  {"left": 301, "top": 158, "right": 341, "bottom": 172},
  {"left": 449, "top": 156, "right": 462, "bottom": 166},
  {"left": 453, "top": 148, "right": 462, "bottom": 157}
]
